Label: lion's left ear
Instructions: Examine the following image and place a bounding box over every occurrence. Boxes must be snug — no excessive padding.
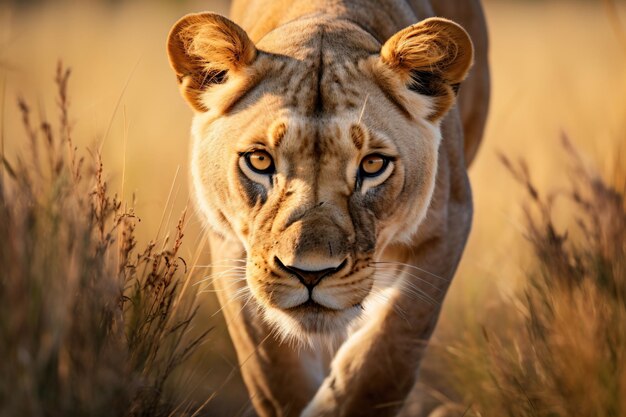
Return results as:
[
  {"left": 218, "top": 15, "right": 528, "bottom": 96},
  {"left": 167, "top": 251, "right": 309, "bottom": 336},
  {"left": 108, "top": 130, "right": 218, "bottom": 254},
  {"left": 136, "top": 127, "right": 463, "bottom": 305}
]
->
[{"left": 381, "top": 17, "right": 474, "bottom": 120}]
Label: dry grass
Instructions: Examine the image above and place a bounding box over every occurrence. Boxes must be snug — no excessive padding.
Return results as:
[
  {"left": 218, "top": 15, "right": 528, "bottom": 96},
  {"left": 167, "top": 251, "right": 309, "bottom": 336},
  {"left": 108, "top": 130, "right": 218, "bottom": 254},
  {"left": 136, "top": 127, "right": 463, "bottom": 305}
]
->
[
  {"left": 0, "top": 63, "right": 209, "bottom": 417},
  {"left": 433, "top": 137, "right": 626, "bottom": 417}
]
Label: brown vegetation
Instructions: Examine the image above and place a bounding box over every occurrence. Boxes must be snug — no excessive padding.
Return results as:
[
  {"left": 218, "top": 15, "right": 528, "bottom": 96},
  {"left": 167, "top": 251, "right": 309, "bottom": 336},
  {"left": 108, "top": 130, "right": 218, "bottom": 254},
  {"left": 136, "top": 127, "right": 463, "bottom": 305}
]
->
[
  {"left": 425, "top": 137, "right": 626, "bottom": 417},
  {"left": 0, "top": 64, "right": 209, "bottom": 417}
]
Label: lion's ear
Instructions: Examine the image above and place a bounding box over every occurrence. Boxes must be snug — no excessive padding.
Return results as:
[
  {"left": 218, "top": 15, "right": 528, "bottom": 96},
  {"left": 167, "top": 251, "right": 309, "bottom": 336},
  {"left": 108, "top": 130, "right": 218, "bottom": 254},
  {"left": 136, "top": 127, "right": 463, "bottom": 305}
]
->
[
  {"left": 167, "top": 12, "right": 257, "bottom": 112},
  {"left": 381, "top": 17, "right": 474, "bottom": 120}
]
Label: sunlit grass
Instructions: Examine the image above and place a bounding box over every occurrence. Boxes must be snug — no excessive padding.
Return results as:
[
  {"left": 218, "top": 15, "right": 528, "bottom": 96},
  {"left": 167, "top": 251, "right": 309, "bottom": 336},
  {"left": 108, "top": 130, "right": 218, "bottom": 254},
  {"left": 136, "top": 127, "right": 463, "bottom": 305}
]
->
[
  {"left": 421, "top": 136, "right": 626, "bottom": 417},
  {"left": 0, "top": 63, "right": 209, "bottom": 417}
]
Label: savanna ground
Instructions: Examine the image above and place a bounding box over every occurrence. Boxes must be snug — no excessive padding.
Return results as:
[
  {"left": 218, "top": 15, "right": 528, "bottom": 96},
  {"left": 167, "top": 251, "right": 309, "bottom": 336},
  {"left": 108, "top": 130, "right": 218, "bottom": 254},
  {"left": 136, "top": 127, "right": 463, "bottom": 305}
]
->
[{"left": 1, "top": 0, "right": 625, "bottom": 416}]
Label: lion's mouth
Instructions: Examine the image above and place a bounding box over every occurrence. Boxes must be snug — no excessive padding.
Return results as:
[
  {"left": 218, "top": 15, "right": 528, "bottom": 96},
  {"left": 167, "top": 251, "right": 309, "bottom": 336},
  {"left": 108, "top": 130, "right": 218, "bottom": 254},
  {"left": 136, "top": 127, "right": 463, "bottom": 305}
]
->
[
  {"left": 285, "top": 299, "right": 364, "bottom": 315},
  {"left": 285, "top": 299, "right": 337, "bottom": 313},
  {"left": 264, "top": 295, "right": 365, "bottom": 336}
]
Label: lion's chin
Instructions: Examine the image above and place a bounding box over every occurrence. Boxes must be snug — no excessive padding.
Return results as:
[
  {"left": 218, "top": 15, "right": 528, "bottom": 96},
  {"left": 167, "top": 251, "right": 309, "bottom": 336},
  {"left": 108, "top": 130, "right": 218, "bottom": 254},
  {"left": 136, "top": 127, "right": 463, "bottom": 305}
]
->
[{"left": 262, "top": 302, "right": 362, "bottom": 346}]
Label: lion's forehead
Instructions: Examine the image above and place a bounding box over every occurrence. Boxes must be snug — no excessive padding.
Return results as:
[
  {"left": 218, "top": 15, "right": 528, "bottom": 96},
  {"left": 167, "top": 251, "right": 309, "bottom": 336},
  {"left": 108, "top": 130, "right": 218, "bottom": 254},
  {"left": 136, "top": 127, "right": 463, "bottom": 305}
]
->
[
  {"left": 277, "top": 117, "right": 356, "bottom": 153},
  {"left": 258, "top": 58, "right": 370, "bottom": 116},
  {"left": 253, "top": 20, "right": 380, "bottom": 115}
]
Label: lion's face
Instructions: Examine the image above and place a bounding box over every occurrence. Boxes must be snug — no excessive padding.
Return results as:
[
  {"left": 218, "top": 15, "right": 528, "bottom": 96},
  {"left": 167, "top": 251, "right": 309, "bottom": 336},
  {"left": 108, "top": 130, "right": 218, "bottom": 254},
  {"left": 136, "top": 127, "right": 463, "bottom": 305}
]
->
[{"left": 168, "top": 14, "right": 473, "bottom": 338}]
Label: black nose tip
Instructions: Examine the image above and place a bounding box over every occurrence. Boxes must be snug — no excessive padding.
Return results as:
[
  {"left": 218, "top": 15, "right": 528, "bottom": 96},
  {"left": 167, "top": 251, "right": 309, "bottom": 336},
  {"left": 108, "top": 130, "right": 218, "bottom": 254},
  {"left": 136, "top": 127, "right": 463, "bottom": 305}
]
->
[{"left": 275, "top": 257, "right": 347, "bottom": 289}]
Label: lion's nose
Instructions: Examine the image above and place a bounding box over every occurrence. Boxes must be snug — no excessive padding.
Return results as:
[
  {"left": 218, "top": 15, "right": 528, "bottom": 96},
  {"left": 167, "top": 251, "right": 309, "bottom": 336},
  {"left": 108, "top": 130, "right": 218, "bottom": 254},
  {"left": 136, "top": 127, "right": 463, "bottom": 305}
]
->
[{"left": 275, "top": 257, "right": 347, "bottom": 289}]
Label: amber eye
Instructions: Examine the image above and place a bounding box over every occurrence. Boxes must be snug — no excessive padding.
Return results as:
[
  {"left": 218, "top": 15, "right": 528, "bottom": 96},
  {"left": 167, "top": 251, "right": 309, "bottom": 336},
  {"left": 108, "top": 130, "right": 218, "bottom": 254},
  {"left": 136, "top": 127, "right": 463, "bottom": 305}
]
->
[
  {"left": 360, "top": 154, "right": 389, "bottom": 177},
  {"left": 245, "top": 150, "right": 274, "bottom": 174}
]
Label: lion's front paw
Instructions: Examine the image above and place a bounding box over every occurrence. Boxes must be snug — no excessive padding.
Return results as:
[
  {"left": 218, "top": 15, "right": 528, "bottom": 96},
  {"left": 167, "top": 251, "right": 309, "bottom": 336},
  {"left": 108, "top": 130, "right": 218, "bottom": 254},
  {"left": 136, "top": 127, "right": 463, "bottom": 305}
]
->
[{"left": 300, "top": 377, "right": 340, "bottom": 417}]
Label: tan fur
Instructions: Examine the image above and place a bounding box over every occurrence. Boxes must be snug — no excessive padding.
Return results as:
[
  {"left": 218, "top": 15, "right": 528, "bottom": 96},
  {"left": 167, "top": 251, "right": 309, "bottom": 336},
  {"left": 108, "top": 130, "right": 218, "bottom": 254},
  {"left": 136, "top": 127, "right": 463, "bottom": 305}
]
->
[{"left": 167, "top": 1, "right": 489, "bottom": 416}]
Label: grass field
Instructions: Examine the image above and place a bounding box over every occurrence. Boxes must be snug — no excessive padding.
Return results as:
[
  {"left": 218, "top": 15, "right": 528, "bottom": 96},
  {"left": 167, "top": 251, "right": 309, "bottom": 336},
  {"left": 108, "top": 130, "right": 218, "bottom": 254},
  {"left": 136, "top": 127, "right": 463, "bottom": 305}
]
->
[{"left": 1, "top": 1, "right": 625, "bottom": 415}]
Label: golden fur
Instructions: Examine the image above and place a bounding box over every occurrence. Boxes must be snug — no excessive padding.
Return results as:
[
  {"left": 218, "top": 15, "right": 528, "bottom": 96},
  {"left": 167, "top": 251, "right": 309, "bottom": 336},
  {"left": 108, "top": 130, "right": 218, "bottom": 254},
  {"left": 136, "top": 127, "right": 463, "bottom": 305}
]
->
[{"left": 167, "top": 0, "right": 489, "bottom": 415}]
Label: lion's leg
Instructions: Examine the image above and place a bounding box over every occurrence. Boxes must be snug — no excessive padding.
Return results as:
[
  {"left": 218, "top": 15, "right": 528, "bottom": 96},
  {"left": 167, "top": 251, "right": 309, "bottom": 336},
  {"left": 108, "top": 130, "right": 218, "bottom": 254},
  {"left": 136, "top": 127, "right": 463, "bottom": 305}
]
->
[
  {"left": 209, "top": 234, "right": 323, "bottom": 417},
  {"left": 301, "top": 112, "right": 472, "bottom": 417}
]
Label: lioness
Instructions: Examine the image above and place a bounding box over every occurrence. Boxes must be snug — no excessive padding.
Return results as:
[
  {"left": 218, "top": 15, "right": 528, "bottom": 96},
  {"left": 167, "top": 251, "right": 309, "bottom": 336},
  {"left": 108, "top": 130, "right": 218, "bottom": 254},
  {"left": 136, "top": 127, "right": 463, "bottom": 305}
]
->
[{"left": 167, "top": 0, "right": 489, "bottom": 415}]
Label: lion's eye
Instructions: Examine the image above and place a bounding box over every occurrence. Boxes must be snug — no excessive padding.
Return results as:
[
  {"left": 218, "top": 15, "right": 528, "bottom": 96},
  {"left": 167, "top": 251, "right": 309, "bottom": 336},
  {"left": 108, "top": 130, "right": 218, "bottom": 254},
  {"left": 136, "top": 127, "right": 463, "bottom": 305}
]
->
[
  {"left": 360, "top": 154, "right": 389, "bottom": 177},
  {"left": 245, "top": 150, "right": 274, "bottom": 174}
]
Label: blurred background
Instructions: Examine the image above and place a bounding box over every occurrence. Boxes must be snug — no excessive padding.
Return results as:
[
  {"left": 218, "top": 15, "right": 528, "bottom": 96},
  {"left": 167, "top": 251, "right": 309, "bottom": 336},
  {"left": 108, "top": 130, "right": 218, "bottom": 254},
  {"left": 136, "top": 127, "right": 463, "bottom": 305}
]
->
[{"left": 1, "top": 0, "right": 625, "bottom": 415}]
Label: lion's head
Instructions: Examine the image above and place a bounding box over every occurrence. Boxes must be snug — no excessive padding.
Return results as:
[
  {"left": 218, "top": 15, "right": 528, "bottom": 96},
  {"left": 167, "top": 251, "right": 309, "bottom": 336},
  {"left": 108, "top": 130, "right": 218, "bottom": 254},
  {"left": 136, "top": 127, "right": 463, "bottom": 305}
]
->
[{"left": 167, "top": 12, "right": 473, "bottom": 339}]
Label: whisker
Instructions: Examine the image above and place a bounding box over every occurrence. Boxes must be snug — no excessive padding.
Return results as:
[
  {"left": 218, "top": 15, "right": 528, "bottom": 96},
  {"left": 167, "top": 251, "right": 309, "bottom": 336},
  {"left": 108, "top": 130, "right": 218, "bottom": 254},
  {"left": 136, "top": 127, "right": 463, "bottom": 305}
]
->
[
  {"left": 192, "top": 257, "right": 247, "bottom": 269},
  {"left": 234, "top": 291, "right": 255, "bottom": 320},
  {"left": 192, "top": 262, "right": 246, "bottom": 268},
  {"left": 373, "top": 261, "right": 448, "bottom": 282},
  {"left": 197, "top": 279, "right": 247, "bottom": 295},
  {"left": 373, "top": 266, "right": 444, "bottom": 292},
  {"left": 211, "top": 287, "right": 252, "bottom": 318},
  {"left": 373, "top": 272, "right": 440, "bottom": 305},
  {"left": 231, "top": 286, "right": 252, "bottom": 300},
  {"left": 198, "top": 278, "right": 248, "bottom": 293},
  {"left": 363, "top": 287, "right": 409, "bottom": 322},
  {"left": 195, "top": 275, "right": 247, "bottom": 292},
  {"left": 398, "top": 281, "right": 440, "bottom": 306},
  {"left": 194, "top": 267, "right": 247, "bottom": 285}
]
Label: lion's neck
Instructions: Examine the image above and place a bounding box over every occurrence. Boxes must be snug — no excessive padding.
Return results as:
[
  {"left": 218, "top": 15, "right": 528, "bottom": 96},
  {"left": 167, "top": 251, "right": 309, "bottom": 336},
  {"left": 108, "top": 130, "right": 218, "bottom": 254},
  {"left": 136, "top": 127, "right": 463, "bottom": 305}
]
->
[{"left": 231, "top": 0, "right": 434, "bottom": 44}]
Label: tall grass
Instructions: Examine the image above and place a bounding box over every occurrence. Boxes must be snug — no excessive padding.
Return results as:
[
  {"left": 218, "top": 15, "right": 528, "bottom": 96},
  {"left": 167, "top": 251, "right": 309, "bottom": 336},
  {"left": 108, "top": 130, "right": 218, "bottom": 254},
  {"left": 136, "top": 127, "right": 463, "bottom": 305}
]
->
[
  {"left": 0, "top": 63, "right": 209, "bottom": 417},
  {"left": 435, "top": 136, "right": 626, "bottom": 417}
]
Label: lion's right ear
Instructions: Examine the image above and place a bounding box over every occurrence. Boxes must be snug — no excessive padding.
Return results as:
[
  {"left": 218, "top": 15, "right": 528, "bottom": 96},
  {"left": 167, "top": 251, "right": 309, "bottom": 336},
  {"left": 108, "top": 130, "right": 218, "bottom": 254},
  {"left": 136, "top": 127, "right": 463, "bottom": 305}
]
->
[{"left": 167, "top": 12, "right": 257, "bottom": 112}]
